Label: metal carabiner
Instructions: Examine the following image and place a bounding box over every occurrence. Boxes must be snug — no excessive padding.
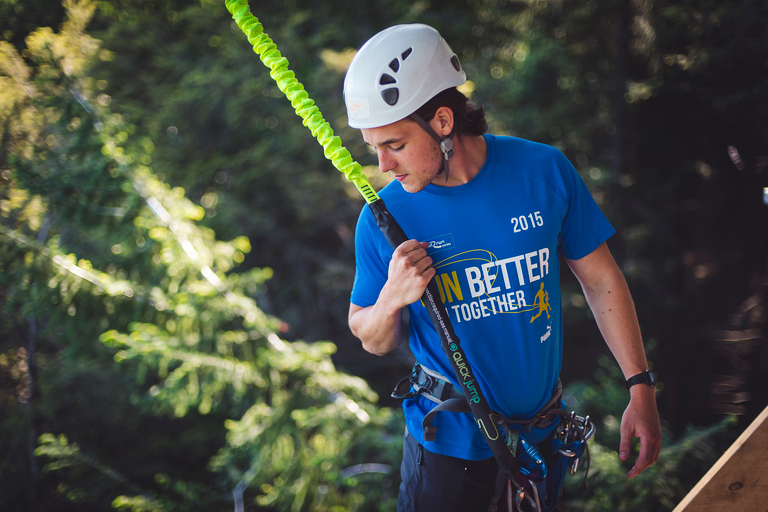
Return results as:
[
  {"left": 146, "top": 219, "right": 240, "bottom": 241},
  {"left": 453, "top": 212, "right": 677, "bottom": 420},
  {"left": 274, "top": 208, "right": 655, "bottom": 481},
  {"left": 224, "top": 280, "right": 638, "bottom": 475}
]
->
[
  {"left": 390, "top": 374, "right": 419, "bottom": 399},
  {"left": 512, "top": 481, "right": 541, "bottom": 512},
  {"left": 514, "top": 486, "right": 525, "bottom": 511},
  {"left": 528, "top": 478, "right": 542, "bottom": 512},
  {"left": 558, "top": 414, "right": 595, "bottom": 455},
  {"left": 556, "top": 413, "right": 596, "bottom": 475}
]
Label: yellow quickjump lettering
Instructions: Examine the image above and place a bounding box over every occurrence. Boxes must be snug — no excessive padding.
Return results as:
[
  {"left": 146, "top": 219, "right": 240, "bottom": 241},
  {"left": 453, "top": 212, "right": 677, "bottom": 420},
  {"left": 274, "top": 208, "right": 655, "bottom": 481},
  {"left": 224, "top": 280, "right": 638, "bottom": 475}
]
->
[
  {"left": 453, "top": 352, "right": 480, "bottom": 404},
  {"left": 452, "top": 351, "right": 471, "bottom": 379},
  {"left": 464, "top": 379, "right": 481, "bottom": 404}
]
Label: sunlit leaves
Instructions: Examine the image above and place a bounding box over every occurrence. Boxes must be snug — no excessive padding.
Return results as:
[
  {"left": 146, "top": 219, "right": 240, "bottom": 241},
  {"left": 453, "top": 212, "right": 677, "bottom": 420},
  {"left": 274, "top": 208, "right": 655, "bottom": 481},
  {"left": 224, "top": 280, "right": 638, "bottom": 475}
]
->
[{"left": 1, "top": 1, "right": 400, "bottom": 510}]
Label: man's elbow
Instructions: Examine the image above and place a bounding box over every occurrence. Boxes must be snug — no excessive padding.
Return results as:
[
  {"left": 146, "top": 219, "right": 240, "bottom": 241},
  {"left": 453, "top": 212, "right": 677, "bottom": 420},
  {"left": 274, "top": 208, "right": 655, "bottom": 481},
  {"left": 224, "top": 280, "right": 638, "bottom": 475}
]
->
[
  {"left": 350, "top": 325, "right": 398, "bottom": 356},
  {"left": 361, "top": 340, "right": 394, "bottom": 356},
  {"left": 348, "top": 303, "right": 402, "bottom": 356}
]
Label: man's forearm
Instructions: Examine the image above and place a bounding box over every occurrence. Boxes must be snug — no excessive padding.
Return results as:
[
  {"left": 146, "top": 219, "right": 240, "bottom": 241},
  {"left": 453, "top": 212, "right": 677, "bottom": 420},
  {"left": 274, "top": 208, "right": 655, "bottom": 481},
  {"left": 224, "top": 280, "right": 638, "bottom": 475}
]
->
[
  {"left": 567, "top": 243, "right": 649, "bottom": 377},
  {"left": 349, "top": 300, "right": 404, "bottom": 356},
  {"left": 568, "top": 245, "right": 662, "bottom": 477},
  {"left": 583, "top": 267, "right": 649, "bottom": 378}
]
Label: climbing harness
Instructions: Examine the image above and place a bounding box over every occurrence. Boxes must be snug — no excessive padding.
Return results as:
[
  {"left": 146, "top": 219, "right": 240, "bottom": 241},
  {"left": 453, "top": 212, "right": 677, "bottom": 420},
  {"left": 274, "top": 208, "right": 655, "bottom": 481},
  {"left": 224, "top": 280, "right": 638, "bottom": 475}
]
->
[
  {"left": 489, "top": 408, "right": 594, "bottom": 512},
  {"left": 222, "top": 4, "right": 592, "bottom": 510},
  {"left": 393, "top": 363, "right": 594, "bottom": 511},
  {"left": 392, "top": 364, "right": 564, "bottom": 440}
]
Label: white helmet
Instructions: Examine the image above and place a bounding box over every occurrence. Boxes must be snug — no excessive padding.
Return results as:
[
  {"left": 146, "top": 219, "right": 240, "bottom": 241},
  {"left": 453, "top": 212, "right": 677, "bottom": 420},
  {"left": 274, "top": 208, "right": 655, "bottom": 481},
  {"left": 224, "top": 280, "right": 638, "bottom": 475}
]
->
[{"left": 344, "top": 24, "right": 466, "bottom": 129}]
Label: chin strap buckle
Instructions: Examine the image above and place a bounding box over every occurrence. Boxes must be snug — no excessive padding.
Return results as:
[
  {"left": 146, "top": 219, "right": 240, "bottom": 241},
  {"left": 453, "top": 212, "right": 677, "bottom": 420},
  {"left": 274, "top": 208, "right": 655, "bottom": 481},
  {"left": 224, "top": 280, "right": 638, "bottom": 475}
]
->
[{"left": 440, "top": 137, "right": 454, "bottom": 160}]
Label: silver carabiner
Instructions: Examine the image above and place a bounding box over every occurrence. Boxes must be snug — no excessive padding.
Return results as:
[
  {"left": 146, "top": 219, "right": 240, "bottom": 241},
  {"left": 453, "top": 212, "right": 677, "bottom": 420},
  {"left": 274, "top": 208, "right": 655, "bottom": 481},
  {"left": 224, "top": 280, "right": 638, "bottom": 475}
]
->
[
  {"left": 528, "top": 478, "right": 542, "bottom": 512},
  {"left": 514, "top": 485, "right": 525, "bottom": 511},
  {"left": 557, "top": 414, "right": 596, "bottom": 474},
  {"left": 558, "top": 414, "right": 595, "bottom": 454},
  {"left": 512, "top": 482, "right": 542, "bottom": 512}
]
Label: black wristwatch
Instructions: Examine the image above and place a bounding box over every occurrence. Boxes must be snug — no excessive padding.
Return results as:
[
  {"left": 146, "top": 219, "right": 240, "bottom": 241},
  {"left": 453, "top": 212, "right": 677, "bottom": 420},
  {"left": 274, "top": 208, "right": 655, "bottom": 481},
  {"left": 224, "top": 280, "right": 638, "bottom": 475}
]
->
[{"left": 625, "top": 370, "right": 657, "bottom": 390}]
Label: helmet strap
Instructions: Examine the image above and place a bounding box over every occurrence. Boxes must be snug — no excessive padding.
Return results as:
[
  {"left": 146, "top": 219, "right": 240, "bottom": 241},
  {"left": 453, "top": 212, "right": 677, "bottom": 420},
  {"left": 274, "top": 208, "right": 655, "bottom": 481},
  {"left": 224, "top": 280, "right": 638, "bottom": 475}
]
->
[{"left": 410, "top": 114, "right": 455, "bottom": 183}]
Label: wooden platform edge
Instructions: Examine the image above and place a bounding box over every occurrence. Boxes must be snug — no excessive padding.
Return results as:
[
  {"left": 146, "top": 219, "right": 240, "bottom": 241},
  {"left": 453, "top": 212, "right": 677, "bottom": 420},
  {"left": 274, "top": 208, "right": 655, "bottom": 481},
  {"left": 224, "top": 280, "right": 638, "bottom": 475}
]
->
[{"left": 672, "top": 405, "right": 768, "bottom": 512}]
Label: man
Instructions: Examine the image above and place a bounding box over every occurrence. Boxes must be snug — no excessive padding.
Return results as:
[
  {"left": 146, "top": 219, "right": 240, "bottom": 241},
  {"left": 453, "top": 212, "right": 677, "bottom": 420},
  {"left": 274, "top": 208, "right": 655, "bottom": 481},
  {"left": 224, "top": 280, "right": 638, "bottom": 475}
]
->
[{"left": 344, "top": 24, "right": 661, "bottom": 511}]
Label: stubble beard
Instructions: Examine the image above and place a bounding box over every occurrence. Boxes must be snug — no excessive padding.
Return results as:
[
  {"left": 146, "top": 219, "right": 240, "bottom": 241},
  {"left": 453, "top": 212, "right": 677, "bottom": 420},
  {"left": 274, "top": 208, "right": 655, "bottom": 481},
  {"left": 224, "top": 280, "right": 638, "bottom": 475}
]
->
[{"left": 401, "top": 143, "right": 444, "bottom": 193}]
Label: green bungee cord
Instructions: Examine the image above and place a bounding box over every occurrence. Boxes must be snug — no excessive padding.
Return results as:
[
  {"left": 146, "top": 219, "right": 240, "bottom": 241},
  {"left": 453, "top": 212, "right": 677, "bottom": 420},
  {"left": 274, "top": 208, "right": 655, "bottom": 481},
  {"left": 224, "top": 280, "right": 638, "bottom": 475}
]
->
[
  {"left": 223, "top": 0, "right": 379, "bottom": 204},
  {"left": 223, "top": 0, "right": 526, "bottom": 484}
]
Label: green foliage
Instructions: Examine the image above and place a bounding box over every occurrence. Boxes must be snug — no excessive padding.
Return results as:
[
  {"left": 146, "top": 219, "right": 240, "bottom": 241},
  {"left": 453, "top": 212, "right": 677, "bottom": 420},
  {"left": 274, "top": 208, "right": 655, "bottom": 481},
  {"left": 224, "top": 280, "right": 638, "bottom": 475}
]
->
[
  {"left": 87, "top": 0, "right": 369, "bottom": 348},
  {"left": 1, "top": 1, "right": 401, "bottom": 510},
  {"left": 2, "top": 0, "right": 766, "bottom": 510}
]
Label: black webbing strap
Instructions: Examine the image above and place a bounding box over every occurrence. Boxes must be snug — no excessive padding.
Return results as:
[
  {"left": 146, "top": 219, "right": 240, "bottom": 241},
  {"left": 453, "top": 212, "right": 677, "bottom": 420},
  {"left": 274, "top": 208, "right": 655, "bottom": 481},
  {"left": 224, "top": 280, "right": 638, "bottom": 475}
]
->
[
  {"left": 422, "top": 397, "right": 471, "bottom": 442},
  {"left": 369, "top": 199, "right": 520, "bottom": 475}
]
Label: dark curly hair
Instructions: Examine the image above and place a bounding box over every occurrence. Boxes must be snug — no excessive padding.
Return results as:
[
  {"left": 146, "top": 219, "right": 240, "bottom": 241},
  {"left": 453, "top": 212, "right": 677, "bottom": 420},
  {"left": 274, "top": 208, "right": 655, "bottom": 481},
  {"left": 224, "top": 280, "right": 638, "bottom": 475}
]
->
[{"left": 413, "top": 87, "right": 487, "bottom": 136}]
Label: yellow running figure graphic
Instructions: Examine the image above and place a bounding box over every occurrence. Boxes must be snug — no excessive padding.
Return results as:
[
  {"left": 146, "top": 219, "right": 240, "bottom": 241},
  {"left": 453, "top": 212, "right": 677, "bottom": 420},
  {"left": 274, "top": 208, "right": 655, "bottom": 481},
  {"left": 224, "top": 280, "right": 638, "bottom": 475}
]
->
[{"left": 530, "top": 282, "right": 551, "bottom": 323}]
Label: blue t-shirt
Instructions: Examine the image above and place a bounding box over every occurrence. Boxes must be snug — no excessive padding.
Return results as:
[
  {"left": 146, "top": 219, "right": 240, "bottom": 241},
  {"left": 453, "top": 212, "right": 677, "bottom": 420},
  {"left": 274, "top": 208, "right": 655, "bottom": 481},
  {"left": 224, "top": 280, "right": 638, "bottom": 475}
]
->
[{"left": 351, "top": 134, "right": 615, "bottom": 460}]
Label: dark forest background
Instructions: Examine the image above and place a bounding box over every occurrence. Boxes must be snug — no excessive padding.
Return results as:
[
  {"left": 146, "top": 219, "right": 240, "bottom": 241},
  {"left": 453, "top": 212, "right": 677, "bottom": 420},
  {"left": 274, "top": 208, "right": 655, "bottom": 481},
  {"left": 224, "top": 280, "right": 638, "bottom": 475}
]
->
[{"left": 1, "top": 0, "right": 767, "bottom": 510}]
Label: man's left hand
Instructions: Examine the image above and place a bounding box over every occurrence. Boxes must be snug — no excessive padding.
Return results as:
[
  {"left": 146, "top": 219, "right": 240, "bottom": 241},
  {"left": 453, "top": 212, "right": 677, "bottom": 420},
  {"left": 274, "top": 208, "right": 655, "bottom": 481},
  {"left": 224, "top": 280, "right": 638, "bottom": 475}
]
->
[{"left": 619, "top": 385, "right": 662, "bottom": 478}]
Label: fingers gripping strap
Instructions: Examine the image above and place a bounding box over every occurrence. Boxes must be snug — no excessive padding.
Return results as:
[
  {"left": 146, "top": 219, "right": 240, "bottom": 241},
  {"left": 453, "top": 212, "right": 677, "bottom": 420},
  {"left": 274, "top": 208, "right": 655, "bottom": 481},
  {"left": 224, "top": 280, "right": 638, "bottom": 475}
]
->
[{"left": 224, "top": 0, "right": 379, "bottom": 204}]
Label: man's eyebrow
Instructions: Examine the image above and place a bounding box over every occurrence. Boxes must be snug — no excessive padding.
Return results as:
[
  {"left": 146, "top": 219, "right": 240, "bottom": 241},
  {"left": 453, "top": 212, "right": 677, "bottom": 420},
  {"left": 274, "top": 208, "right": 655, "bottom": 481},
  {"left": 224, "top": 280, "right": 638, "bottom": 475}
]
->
[{"left": 365, "top": 137, "right": 403, "bottom": 148}]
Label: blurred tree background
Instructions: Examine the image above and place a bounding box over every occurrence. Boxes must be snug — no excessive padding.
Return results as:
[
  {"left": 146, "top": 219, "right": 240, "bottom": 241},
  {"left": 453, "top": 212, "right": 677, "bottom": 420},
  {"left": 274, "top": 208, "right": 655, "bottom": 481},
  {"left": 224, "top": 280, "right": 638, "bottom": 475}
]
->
[{"left": 1, "top": 0, "right": 766, "bottom": 510}]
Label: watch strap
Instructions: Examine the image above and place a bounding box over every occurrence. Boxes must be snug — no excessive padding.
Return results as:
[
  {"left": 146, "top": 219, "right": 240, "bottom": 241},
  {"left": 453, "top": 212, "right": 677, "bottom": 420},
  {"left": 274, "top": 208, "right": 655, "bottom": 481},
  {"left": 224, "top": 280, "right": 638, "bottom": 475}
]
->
[{"left": 625, "top": 370, "right": 656, "bottom": 389}]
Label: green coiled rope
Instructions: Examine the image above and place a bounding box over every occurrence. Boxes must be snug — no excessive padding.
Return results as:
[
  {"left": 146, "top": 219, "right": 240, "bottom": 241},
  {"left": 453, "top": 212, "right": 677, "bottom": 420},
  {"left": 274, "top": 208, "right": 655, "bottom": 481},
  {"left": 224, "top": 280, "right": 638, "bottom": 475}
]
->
[{"left": 224, "top": 0, "right": 380, "bottom": 204}]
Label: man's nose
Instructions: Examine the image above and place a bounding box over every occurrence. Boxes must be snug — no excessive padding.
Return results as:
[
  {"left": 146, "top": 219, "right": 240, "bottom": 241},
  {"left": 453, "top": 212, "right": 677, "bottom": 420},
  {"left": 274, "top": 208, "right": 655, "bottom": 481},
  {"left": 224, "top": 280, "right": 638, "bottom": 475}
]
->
[{"left": 378, "top": 152, "right": 395, "bottom": 173}]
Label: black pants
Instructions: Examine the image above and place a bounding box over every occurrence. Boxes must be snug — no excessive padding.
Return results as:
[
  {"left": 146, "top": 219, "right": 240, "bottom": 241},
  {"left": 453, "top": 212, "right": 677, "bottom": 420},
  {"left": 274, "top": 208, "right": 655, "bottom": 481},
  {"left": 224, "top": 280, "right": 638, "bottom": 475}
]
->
[{"left": 397, "top": 427, "right": 499, "bottom": 512}]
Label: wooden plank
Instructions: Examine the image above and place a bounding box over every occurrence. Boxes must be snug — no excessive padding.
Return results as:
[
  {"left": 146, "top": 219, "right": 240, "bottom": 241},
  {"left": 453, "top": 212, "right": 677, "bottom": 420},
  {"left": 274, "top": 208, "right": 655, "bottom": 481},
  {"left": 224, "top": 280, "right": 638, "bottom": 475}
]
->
[{"left": 673, "top": 405, "right": 768, "bottom": 512}]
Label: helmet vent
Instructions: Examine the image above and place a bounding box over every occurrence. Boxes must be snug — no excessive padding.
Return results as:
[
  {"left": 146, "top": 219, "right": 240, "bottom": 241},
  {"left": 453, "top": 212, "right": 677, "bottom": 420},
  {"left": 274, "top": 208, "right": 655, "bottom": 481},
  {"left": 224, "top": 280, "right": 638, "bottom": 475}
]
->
[
  {"left": 381, "top": 88, "right": 399, "bottom": 106},
  {"left": 401, "top": 48, "right": 413, "bottom": 60},
  {"left": 379, "top": 73, "right": 397, "bottom": 85},
  {"left": 388, "top": 59, "right": 400, "bottom": 72},
  {"left": 450, "top": 55, "right": 461, "bottom": 72}
]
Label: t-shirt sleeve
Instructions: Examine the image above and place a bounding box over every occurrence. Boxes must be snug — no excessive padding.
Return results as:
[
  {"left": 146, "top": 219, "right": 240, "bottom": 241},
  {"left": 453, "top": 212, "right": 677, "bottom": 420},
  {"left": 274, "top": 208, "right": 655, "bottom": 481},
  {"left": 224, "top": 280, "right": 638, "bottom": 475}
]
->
[
  {"left": 555, "top": 151, "right": 616, "bottom": 260},
  {"left": 350, "top": 206, "right": 391, "bottom": 307}
]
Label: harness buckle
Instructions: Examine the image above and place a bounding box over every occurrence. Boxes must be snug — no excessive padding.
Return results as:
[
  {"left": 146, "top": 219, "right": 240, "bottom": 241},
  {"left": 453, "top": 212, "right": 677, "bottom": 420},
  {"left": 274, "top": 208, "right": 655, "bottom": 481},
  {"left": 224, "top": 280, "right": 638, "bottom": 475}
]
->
[
  {"left": 391, "top": 363, "right": 462, "bottom": 402},
  {"left": 423, "top": 425, "right": 438, "bottom": 442},
  {"left": 390, "top": 368, "right": 420, "bottom": 400}
]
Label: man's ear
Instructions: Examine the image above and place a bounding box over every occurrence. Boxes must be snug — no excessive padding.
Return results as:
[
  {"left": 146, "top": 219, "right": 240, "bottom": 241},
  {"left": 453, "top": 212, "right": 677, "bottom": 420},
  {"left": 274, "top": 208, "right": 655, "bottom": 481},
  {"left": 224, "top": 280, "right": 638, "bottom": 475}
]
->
[{"left": 431, "top": 106, "right": 455, "bottom": 137}]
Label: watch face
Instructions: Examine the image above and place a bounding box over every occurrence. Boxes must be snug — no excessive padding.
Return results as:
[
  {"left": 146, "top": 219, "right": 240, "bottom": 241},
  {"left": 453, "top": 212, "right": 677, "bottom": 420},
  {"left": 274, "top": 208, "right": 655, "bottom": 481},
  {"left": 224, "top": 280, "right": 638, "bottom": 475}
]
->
[{"left": 646, "top": 370, "right": 657, "bottom": 387}]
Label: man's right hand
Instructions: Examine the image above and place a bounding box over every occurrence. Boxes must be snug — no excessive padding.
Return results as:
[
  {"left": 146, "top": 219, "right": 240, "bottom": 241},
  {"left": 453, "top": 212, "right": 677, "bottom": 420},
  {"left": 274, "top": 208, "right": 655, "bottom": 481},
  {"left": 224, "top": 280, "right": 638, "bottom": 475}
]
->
[
  {"left": 384, "top": 239, "right": 435, "bottom": 308},
  {"left": 348, "top": 240, "right": 434, "bottom": 356}
]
